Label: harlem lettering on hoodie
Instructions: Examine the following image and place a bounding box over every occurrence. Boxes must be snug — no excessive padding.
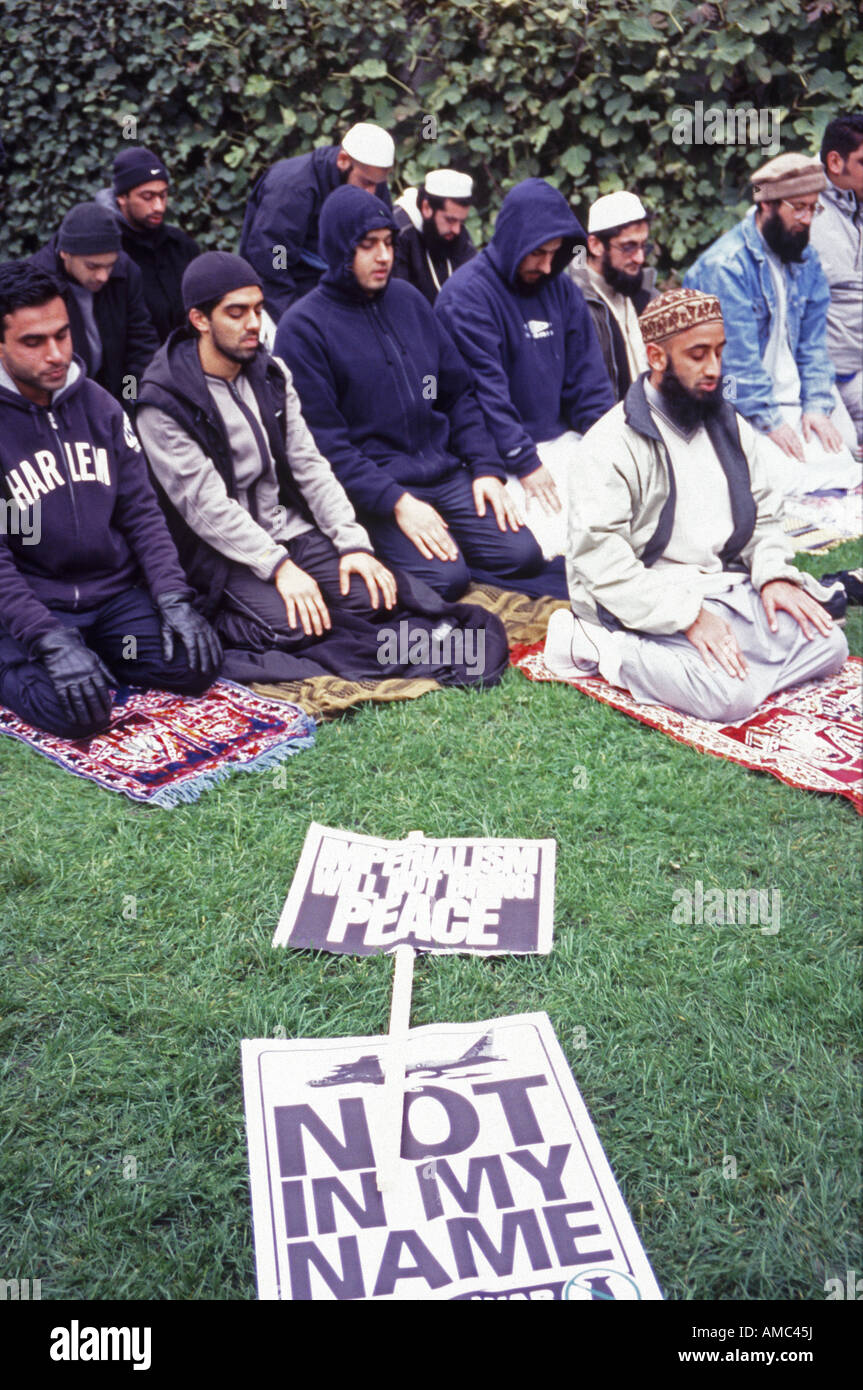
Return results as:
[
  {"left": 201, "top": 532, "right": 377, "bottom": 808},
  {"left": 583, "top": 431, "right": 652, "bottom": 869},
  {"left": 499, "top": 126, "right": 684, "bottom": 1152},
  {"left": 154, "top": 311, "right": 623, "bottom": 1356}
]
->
[{"left": 0, "top": 355, "right": 189, "bottom": 648}]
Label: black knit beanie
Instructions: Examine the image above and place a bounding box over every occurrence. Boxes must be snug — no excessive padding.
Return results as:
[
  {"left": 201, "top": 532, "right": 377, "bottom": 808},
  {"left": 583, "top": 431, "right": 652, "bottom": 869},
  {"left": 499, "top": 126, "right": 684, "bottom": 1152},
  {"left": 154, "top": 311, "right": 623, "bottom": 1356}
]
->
[
  {"left": 113, "top": 147, "right": 169, "bottom": 196},
  {"left": 57, "top": 203, "right": 122, "bottom": 255},
  {"left": 182, "top": 252, "right": 263, "bottom": 313}
]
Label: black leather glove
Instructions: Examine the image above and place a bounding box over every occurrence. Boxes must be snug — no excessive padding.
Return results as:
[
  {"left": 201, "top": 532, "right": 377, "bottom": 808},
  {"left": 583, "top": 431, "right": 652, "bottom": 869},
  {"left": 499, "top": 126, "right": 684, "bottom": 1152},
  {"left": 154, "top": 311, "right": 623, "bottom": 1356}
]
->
[
  {"left": 32, "top": 627, "right": 114, "bottom": 728},
  {"left": 156, "top": 593, "right": 222, "bottom": 673}
]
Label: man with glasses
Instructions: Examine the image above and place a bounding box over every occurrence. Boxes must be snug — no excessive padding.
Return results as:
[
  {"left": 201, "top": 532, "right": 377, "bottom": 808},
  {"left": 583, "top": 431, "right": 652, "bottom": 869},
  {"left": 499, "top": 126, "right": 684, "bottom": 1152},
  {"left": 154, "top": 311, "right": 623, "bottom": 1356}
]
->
[
  {"left": 685, "top": 153, "right": 858, "bottom": 492},
  {"left": 569, "top": 191, "right": 659, "bottom": 401}
]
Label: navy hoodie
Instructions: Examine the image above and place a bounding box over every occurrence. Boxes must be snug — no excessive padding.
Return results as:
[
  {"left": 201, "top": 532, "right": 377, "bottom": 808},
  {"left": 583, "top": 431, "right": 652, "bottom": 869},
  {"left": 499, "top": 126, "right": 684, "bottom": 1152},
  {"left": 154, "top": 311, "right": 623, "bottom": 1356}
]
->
[
  {"left": 435, "top": 178, "right": 615, "bottom": 475},
  {"left": 239, "top": 146, "right": 392, "bottom": 320},
  {"left": 0, "top": 358, "right": 190, "bottom": 649},
  {"left": 274, "top": 186, "right": 506, "bottom": 518}
]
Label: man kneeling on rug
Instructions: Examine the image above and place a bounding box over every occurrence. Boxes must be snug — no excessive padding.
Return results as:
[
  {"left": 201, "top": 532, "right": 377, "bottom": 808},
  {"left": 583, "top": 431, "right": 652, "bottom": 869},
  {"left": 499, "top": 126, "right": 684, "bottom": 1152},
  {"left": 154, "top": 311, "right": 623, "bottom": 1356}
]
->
[
  {"left": 545, "top": 288, "right": 848, "bottom": 722},
  {"left": 0, "top": 263, "right": 221, "bottom": 739},
  {"left": 137, "top": 253, "right": 506, "bottom": 688}
]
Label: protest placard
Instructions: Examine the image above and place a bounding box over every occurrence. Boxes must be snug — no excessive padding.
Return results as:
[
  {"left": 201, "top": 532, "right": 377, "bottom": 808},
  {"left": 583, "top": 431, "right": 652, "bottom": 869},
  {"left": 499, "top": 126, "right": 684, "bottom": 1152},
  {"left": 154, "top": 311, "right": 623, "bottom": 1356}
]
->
[
  {"left": 242, "top": 1012, "right": 662, "bottom": 1300},
  {"left": 273, "top": 823, "right": 556, "bottom": 956}
]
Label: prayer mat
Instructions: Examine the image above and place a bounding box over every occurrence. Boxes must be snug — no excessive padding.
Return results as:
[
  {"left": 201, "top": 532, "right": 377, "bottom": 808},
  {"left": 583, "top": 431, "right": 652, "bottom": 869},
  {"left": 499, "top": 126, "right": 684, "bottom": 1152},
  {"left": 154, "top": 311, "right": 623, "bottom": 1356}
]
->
[
  {"left": 512, "top": 641, "right": 863, "bottom": 814},
  {"left": 784, "top": 487, "right": 863, "bottom": 555},
  {"left": 253, "top": 587, "right": 568, "bottom": 720},
  {"left": 252, "top": 672, "right": 444, "bottom": 722},
  {"left": 0, "top": 680, "right": 316, "bottom": 807},
  {"left": 460, "top": 583, "right": 571, "bottom": 645}
]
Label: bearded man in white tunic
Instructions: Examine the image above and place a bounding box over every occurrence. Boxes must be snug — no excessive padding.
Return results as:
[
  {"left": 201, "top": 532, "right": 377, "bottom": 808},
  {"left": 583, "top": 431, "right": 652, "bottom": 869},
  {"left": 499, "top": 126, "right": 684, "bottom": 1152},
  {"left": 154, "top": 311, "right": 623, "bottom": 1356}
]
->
[{"left": 546, "top": 289, "right": 848, "bottom": 722}]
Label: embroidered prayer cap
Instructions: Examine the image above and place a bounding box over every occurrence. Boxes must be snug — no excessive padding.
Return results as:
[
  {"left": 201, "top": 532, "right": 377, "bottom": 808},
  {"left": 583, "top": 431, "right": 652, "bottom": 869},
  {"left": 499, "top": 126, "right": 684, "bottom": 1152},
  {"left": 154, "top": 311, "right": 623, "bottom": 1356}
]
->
[
  {"left": 588, "top": 190, "right": 648, "bottom": 235},
  {"left": 638, "top": 287, "right": 723, "bottom": 345},
  {"left": 423, "top": 169, "right": 473, "bottom": 201},
  {"left": 750, "top": 152, "right": 827, "bottom": 203},
  {"left": 341, "top": 123, "right": 395, "bottom": 169}
]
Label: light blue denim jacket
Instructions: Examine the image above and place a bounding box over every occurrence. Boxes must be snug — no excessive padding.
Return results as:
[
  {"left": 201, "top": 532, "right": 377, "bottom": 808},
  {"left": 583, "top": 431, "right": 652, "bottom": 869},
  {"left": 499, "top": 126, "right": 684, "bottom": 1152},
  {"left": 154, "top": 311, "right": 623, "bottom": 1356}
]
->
[{"left": 684, "top": 209, "right": 835, "bottom": 433}]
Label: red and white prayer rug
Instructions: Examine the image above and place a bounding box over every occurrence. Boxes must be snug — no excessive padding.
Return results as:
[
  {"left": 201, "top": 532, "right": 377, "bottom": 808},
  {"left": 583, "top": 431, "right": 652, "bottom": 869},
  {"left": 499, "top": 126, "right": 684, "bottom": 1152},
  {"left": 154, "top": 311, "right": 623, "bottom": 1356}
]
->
[
  {"left": 512, "top": 643, "right": 862, "bottom": 814},
  {"left": 0, "top": 680, "right": 316, "bottom": 807}
]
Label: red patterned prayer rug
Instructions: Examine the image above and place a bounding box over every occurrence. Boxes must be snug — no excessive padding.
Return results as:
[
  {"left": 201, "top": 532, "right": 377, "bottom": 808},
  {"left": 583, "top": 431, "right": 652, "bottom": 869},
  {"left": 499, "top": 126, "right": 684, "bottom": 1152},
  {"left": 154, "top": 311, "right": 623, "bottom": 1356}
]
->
[
  {"left": 0, "top": 680, "right": 316, "bottom": 807},
  {"left": 512, "top": 643, "right": 862, "bottom": 814}
]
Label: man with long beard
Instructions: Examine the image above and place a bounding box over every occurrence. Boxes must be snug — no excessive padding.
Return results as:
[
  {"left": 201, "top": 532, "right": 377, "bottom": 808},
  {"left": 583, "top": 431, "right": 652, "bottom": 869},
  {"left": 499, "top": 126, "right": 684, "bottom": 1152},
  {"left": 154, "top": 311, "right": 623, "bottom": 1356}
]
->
[
  {"left": 569, "top": 190, "right": 658, "bottom": 401},
  {"left": 684, "top": 153, "right": 859, "bottom": 492},
  {"left": 544, "top": 289, "right": 847, "bottom": 722}
]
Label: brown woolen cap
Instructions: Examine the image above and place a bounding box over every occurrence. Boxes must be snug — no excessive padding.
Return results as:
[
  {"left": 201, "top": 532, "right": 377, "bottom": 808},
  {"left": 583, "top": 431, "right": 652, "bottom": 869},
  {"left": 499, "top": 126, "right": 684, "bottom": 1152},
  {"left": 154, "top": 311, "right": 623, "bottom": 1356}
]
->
[{"left": 750, "top": 152, "right": 827, "bottom": 203}]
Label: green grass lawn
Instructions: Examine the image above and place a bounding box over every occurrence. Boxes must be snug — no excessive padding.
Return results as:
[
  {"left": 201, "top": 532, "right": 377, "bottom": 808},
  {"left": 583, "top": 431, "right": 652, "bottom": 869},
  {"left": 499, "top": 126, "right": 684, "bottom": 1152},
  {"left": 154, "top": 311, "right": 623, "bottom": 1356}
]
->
[{"left": 1, "top": 542, "right": 860, "bottom": 1301}]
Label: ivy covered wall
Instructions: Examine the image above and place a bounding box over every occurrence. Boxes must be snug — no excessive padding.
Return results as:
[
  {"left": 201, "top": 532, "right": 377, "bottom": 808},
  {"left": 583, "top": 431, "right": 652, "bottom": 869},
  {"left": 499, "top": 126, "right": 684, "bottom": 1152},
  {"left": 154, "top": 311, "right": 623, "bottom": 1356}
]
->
[{"left": 1, "top": 0, "right": 858, "bottom": 272}]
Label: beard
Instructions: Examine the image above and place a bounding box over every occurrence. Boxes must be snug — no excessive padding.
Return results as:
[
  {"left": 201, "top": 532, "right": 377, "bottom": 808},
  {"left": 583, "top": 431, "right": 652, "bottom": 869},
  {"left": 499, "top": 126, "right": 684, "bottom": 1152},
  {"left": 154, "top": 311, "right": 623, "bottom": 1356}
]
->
[
  {"left": 658, "top": 358, "right": 722, "bottom": 431},
  {"left": 421, "top": 216, "right": 466, "bottom": 260},
  {"left": 760, "top": 206, "right": 809, "bottom": 263},
  {"left": 211, "top": 331, "right": 258, "bottom": 364},
  {"left": 601, "top": 246, "right": 644, "bottom": 297}
]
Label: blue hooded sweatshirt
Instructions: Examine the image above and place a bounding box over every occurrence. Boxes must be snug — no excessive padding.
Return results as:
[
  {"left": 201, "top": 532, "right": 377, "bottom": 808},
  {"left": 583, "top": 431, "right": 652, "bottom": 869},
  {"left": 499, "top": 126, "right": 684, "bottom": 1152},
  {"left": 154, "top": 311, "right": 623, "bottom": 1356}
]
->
[
  {"left": 0, "top": 356, "right": 189, "bottom": 649},
  {"left": 274, "top": 185, "right": 506, "bottom": 518},
  {"left": 435, "top": 178, "right": 615, "bottom": 476}
]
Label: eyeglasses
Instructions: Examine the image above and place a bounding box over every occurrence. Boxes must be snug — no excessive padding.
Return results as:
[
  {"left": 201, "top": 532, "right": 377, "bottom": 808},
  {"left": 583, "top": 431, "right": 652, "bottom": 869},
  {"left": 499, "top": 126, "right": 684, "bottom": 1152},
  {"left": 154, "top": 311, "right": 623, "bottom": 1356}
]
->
[
  {"left": 609, "top": 239, "right": 654, "bottom": 257},
  {"left": 780, "top": 199, "right": 823, "bottom": 220}
]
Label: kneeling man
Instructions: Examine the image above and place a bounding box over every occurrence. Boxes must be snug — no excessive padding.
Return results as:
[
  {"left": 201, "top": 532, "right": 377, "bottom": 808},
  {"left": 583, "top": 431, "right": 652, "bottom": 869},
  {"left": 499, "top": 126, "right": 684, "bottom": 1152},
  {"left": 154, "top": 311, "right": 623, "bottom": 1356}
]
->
[
  {"left": 0, "top": 263, "right": 220, "bottom": 738},
  {"left": 546, "top": 289, "right": 848, "bottom": 722},
  {"left": 136, "top": 252, "right": 505, "bottom": 687}
]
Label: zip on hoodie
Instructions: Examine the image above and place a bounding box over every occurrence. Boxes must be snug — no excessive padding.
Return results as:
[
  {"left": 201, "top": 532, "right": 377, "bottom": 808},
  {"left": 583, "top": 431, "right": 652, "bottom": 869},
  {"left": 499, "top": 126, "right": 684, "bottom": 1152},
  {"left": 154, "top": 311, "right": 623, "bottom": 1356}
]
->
[
  {"left": 45, "top": 407, "right": 82, "bottom": 606},
  {"left": 368, "top": 301, "right": 424, "bottom": 457}
]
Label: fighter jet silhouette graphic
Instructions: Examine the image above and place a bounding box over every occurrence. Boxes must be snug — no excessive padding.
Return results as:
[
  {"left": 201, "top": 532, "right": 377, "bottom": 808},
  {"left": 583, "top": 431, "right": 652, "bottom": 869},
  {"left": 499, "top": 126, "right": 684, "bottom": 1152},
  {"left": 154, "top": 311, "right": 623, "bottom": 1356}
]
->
[{"left": 309, "top": 1033, "right": 502, "bottom": 1087}]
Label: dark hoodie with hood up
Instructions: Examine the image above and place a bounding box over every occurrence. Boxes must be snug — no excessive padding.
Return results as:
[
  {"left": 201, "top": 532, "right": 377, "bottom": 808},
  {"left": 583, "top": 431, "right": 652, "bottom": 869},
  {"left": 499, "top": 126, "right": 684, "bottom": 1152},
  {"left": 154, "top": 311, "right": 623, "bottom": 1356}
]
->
[
  {"left": 435, "top": 178, "right": 615, "bottom": 476},
  {"left": 0, "top": 356, "right": 190, "bottom": 649},
  {"left": 274, "top": 185, "right": 506, "bottom": 518},
  {"left": 239, "top": 146, "right": 392, "bottom": 320}
]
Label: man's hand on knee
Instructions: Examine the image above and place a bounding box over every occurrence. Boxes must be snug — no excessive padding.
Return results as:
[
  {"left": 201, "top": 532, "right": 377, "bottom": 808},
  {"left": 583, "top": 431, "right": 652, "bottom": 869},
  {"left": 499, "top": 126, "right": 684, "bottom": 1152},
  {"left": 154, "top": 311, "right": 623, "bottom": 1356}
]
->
[
  {"left": 520, "top": 463, "right": 561, "bottom": 515},
  {"left": 275, "top": 559, "right": 331, "bottom": 636},
  {"left": 31, "top": 626, "right": 114, "bottom": 727},
  {"left": 393, "top": 493, "right": 459, "bottom": 562},
  {"left": 766, "top": 422, "right": 806, "bottom": 461},
  {"left": 801, "top": 412, "right": 843, "bottom": 455},
  {"left": 761, "top": 579, "right": 835, "bottom": 640},
  {"left": 472, "top": 475, "right": 524, "bottom": 532},
  {"left": 156, "top": 593, "right": 223, "bottom": 673},
  {"left": 685, "top": 607, "right": 748, "bottom": 679},
  {"left": 338, "top": 552, "right": 398, "bottom": 610}
]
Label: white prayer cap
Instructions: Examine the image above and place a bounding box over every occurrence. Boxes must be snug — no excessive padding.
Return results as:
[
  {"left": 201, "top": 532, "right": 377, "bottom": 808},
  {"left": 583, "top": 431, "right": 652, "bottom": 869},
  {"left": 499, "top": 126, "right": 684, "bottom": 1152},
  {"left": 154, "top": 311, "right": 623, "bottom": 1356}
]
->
[
  {"left": 341, "top": 123, "right": 395, "bottom": 169},
  {"left": 423, "top": 169, "right": 473, "bottom": 200},
  {"left": 588, "top": 191, "right": 648, "bottom": 234}
]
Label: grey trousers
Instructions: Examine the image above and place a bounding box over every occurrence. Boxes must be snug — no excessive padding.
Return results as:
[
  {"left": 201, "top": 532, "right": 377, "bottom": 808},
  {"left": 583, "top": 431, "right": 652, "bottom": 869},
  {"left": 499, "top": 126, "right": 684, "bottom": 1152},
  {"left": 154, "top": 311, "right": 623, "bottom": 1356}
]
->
[{"left": 617, "top": 583, "right": 849, "bottom": 723}]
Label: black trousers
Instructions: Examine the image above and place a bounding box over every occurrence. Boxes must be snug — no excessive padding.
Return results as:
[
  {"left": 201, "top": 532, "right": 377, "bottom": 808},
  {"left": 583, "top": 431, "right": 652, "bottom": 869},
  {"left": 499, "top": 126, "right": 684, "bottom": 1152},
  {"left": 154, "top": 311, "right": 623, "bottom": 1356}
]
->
[
  {"left": 0, "top": 586, "right": 213, "bottom": 739},
  {"left": 219, "top": 529, "right": 378, "bottom": 644},
  {"left": 213, "top": 530, "right": 510, "bottom": 688}
]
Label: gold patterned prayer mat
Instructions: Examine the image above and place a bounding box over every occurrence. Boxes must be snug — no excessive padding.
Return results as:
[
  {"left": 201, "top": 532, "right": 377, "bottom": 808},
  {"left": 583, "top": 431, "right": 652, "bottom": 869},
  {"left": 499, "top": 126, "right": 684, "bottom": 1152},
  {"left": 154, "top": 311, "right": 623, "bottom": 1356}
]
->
[
  {"left": 251, "top": 674, "right": 444, "bottom": 722},
  {"left": 459, "top": 584, "right": 571, "bottom": 645}
]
